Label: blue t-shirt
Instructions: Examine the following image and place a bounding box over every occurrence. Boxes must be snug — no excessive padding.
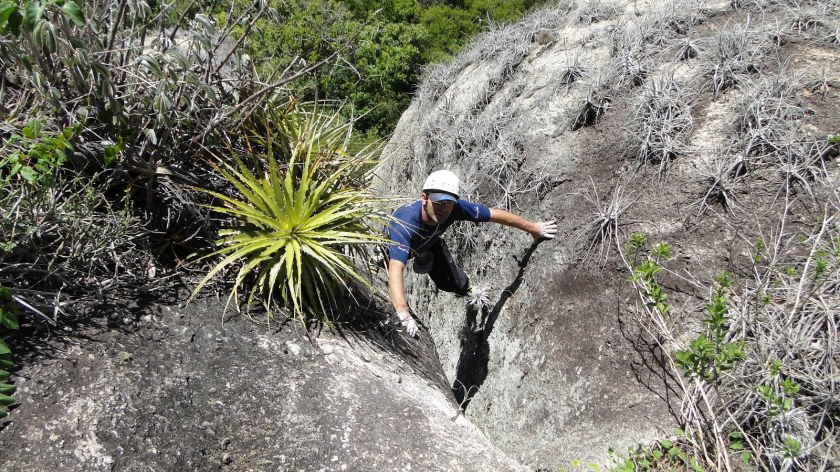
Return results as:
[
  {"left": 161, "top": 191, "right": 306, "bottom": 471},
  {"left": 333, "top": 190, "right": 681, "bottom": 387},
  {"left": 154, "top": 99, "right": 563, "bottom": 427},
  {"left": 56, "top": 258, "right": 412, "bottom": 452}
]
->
[{"left": 388, "top": 199, "right": 491, "bottom": 264}]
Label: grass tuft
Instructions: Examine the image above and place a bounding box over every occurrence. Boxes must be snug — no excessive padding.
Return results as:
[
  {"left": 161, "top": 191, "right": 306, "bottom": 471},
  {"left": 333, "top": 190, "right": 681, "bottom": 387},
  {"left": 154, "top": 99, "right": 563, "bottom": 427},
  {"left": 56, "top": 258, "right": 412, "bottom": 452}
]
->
[
  {"left": 575, "top": 178, "right": 638, "bottom": 265},
  {"left": 576, "top": 0, "right": 617, "bottom": 25},
  {"left": 691, "top": 152, "right": 746, "bottom": 215},
  {"left": 702, "top": 20, "right": 773, "bottom": 95},
  {"left": 626, "top": 70, "right": 695, "bottom": 174}
]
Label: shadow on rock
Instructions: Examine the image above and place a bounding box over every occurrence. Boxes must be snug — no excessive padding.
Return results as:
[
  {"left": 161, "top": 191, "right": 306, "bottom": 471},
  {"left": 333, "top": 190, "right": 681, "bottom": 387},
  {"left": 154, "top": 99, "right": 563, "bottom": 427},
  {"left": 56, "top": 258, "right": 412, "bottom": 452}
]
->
[
  {"left": 617, "top": 302, "right": 686, "bottom": 424},
  {"left": 452, "top": 241, "right": 541, "bottom": 410}
]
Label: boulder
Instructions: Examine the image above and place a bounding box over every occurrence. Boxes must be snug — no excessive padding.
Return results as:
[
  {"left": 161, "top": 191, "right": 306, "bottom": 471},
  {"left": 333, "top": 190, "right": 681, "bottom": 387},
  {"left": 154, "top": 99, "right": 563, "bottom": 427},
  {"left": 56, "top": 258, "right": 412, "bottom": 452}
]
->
[
  {"left": 376, "top": 0, "right": 840, "bottom": 468},
  {"left": 0, "top": 296, "right": 525, "bottom": 471}
]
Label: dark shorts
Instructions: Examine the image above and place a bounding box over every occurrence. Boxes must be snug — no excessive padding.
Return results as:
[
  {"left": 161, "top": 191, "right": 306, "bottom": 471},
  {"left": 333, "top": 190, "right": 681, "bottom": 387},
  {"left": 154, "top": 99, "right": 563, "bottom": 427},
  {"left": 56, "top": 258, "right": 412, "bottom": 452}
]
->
[{"left": 424, "top": 239, "right": 470, "bottom": 296}]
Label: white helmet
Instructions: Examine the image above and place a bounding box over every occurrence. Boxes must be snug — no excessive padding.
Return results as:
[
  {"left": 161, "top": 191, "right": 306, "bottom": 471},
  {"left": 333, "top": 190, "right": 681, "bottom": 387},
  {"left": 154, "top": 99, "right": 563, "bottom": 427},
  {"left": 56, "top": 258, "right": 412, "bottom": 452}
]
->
[{"left": 422, "top": 170, "right": 460, "bottom": 199}]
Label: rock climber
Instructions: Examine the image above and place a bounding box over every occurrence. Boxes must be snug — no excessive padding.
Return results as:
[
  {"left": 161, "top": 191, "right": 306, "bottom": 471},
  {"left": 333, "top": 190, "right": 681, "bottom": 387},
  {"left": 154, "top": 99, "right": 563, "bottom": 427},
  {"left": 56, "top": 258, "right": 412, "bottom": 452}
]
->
[{"left": 387, "top": 170, "right": 557, "bottom": 337}]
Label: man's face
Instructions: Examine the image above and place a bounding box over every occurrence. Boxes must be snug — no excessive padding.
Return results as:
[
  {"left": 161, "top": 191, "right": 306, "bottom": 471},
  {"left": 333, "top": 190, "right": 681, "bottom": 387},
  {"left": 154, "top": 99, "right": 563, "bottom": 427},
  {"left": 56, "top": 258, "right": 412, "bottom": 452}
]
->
[{"left": 421, "top": 192, "right": 455, "bottom": 225}]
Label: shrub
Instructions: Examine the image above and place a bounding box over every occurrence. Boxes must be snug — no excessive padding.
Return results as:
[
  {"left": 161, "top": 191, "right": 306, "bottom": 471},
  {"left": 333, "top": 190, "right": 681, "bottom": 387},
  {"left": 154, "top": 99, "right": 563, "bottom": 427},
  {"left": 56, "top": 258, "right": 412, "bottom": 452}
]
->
[
  {"left": 191, "top": 101, "right": 390, "bottom": 322},
  {"left": 622, "top": 209, "right": 840, "bottom": 470},
  {"left": 0, "top": 122, "right": 150, "bottom": 312}
]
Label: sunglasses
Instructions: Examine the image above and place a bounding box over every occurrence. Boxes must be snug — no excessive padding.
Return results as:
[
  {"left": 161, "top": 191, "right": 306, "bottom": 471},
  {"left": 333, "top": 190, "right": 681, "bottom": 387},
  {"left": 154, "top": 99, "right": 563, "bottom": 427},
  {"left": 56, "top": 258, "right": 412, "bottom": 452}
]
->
[{"left": 427, "top": 192, "right": 456, "bottom": 203}]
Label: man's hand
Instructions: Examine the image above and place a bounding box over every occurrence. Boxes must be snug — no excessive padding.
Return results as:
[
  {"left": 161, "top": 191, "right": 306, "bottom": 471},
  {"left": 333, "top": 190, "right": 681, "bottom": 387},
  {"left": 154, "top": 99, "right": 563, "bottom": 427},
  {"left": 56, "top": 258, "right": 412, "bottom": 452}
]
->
[
  {"left": 487, "top": 209, "right": 557, "bottom": 242},
  {"left": 396, "top": 310, "right": 418, "bottom": 337},
  {"left": 531, "top": 220, "right": 557, "bottom": 241}
]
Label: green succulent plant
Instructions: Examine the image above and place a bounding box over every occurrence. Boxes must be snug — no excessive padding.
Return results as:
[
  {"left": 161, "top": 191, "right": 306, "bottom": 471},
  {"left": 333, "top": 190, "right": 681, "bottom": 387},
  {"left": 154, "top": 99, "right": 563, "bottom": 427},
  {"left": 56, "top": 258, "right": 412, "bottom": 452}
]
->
[{"left": 191, "top": 103, "right": 389, "bottom": 322}]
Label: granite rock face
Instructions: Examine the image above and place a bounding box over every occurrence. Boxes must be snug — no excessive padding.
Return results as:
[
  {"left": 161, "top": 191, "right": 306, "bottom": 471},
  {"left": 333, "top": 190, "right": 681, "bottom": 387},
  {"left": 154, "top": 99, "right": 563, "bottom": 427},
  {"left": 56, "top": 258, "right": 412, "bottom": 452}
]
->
[
  {"left": 377, "top": 0, "right": 840, "bottom": 468},
  {"left": 0, "top": 296, "right": 526, "bottom": 471},
  {"left": 1, "top": 1, "right": 838, "bottom": 471}
]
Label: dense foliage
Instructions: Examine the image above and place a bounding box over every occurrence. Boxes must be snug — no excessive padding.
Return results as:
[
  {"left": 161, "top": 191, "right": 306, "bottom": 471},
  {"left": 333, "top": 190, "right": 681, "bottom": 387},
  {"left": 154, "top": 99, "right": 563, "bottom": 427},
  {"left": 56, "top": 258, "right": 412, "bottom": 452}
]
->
[
  {"left": 0, "top": 0, "right": 418, "bottom": 340},
  {"left": 245, "top": 0, "right": 547, "bottom": 136}
]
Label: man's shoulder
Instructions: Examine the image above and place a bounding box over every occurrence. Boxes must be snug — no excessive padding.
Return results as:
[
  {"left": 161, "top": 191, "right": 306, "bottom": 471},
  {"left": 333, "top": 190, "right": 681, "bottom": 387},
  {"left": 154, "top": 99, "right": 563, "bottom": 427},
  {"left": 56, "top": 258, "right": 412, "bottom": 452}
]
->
[
  {"left": 393, "top": 200, "right": 421, "bottom": 221},
  {"left": 454, "top": 199, "right": 490, "bottom": 221}
]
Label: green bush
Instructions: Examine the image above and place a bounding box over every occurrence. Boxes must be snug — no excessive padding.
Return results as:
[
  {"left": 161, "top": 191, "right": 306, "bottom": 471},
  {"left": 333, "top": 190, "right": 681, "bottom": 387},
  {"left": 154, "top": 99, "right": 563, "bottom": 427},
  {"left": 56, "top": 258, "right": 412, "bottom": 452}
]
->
[
  {"left": 246, "top": 0, "right": 548, "bottom": 136},
  {"left": 191, "top": 101, "right": 390, "bottom": 321}
]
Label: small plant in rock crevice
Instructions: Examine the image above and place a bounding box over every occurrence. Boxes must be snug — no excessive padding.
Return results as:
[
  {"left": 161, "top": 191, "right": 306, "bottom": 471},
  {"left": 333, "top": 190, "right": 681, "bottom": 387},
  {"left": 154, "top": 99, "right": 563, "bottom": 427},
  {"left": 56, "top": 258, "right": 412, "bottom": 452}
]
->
[
  {"left": 673, "top": 270, "right": 746, "bottom": 386},
  {"left": 572, "top": 86, "right": 610, "bottom": 130},
  {"left": 625, "top": 233, "right": 676, "bottom": 318},
  {"left": 668, "top": 33, "right": 703, "bottom": 61},
  {"left": 690, "top": 152, "right": 746, "bottom": 215},
  {"left": 607, "top": 433, "right": 706, "bottom": 472},
  {"left": 558, "top": 54, "right": 586, "bottom": 92},
  {"left": 576, "top": 0, "right": 616, "bottom": 25},
  {"left": 558, "top": 457, "right": 603, "bottom": 471},
  {"left": 575, "top": 179, "right": 637, "bottom": 265},
  {"left": 732, "top": 68, "right": 835, "bottom": 199},
  {"left": 536, "top": 30, "right": 555, "bottom": 45}
]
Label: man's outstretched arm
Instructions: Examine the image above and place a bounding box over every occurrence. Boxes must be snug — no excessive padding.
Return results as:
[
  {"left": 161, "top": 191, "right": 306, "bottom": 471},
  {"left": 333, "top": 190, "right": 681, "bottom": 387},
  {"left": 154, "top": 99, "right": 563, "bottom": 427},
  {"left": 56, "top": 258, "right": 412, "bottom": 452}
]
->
[
  {"left": 388, "top": 259, "right": 418, "bottom": 337},
  {"left": 488, "top": 208, "right": 557, "bottom": 241}
]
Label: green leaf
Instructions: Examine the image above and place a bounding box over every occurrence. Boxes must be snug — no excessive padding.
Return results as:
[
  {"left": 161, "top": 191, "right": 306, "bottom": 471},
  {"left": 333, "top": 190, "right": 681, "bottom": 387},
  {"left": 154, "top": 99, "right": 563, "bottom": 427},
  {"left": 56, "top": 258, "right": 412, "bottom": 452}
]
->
[
  {"left": 729, "top": 440, "right": 743, "bottom": 451},
  {"left": 0, "top": 340, "right": 9, "bottom": 355},
  {"left": 44, "top": 20, "right": 56, "bottom": 52},
  {"left": 59, "top": 0, "right": 84, "bottom": 26},
  {"left": 0, "top": 384, "right": 16, "bottom": 395},
  {"left": 7, "top": 9, "right": 21, "bottom": 35},
  {"left": 0, "top": 358, "right": 13, "bottom": 369},
  {"left": 740, "top": 452, "right": 751, "bottom": 464},
  {"left": 23, "top": 0, "right": 44, "bottom": 31},
  {"left": 18, "top": 166, "right": 39, "bottom": 182},
  {"left": 660, "top": 440, "right": 672, "bottom": 449},
  {"left": 0, "top": 393, "right": 16, "bottom": 406},
  {"left": 141, "top": 56, "right": 163, "bottom": 78},
  {"left": 571, "top": 459, "right": 582, "bottom": 467},
  {"left": 652, "top": 450, "right": 663, "bottom": 459},
  {"left": 22, "top": 119, "right": 40, "bottom": 139},
  {"left": 194, "top": 13, "right": 215, "bottom": 35},
  {"left": 691, "top": 457, "right": 703, "bottom": 472},
  {"left": 0, "top": 310, "right": 18, "bottom": 330},
  {"left": 0, "top": 370, "right": 9, "bottom": 381},
  {"left": 103, "top": 145, "right": 119, "bottom": 166},
  {"left": 0, "top": 2, "right": 16, "bottom": 28},
  {"left": 586, "top": 464, "right": 600, "bottom": 471}
]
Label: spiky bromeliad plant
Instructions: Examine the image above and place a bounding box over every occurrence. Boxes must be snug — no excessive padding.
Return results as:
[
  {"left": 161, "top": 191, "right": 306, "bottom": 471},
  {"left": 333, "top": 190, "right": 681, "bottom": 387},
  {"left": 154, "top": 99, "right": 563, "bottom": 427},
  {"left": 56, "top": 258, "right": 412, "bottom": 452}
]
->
[{"left": 191, "top": 104, "right": 388, "bottom": 323}]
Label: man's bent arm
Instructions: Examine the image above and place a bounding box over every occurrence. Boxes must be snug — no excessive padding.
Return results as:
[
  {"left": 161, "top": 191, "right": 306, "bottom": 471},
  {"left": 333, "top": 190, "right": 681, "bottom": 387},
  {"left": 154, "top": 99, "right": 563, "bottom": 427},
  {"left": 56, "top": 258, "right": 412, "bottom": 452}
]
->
[
  {"left": 388, "top": 259, "right": 409, "bottom": 314},
  {"left": 488, "top": 208, "right": 556, "bottom": 241}
]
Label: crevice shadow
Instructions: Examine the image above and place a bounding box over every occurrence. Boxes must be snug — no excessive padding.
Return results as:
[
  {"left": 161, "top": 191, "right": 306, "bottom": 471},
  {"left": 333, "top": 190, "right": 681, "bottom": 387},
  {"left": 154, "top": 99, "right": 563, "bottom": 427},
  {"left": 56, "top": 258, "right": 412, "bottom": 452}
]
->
[
  {"left": 452, "top": 241, "right": 541, "bottom": 410},
  {"left": 616, "top": 305, "right": 704, "bottom": 427}
]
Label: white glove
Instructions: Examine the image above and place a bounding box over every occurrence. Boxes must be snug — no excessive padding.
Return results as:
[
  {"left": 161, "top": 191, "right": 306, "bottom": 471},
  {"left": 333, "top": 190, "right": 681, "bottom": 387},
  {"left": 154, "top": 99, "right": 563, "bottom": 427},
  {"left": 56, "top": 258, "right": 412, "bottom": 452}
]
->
[
  {"left": 534, "top": 220, "right": 557, "bottom": 240},
  {"left": 396, "top": 310, "right": 418, "bottom": 337}
]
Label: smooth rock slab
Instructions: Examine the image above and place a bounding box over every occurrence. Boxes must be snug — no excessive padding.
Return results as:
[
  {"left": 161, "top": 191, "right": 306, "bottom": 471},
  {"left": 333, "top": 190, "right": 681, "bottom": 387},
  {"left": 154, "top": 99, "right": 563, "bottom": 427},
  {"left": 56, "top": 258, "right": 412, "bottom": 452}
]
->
[{"left": 0, "top": 296, "right": 525, "bottom": 471}]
